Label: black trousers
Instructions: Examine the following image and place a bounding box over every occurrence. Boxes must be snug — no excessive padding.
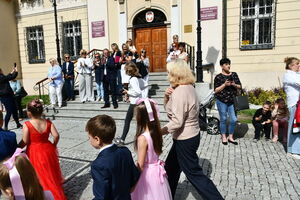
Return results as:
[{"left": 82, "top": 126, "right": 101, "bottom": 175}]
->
[
  {"left": 121, "top": 104, "right": 135, "bottom": 141},
  {"left": 0, "top": 96, "right": 19, "bottom": 128},
  {"left": 252, "top": 122, "right": 272, "bottom": 139},
  {"left": 14, "top": 96, "right": 24, "bottom": 118},
  {"left": 165, "top": 134, "right": 224, "bottom": 200},
  {"left": 103, "top": 75, "right": 118, "bottom": 107}
]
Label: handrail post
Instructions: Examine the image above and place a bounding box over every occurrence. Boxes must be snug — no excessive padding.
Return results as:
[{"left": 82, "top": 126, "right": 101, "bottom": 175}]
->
[{"left": 38, "top": 83, "right": 41, "bottom": 100}]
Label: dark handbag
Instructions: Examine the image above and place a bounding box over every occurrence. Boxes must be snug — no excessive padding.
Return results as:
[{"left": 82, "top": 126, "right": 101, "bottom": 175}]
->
[
  {"left": 16, "top": 87, "right": 28, "bottom": 98},
  {"left": 234, "top": 90, "right": 249, "bottom": 111}
]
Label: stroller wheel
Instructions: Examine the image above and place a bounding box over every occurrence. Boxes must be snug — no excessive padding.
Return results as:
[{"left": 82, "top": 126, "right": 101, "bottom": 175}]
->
[{"left": 207, "top": 117, "right": 220, "bottom": 135}]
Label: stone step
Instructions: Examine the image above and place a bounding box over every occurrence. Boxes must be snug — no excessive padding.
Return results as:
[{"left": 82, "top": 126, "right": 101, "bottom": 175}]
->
[
  {"left": 68, "top": 96, "right": 165, "bottom": 104},
  {"left": 47, "top": 102, "right": 166, "bottom": 111},
  {"left": 45, "top": 109, "right": 169, "bottom": 122}
]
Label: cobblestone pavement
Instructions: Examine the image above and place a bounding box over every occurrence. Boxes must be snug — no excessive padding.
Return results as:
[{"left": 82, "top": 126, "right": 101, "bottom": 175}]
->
[{"left": 7, "top": 119, "right": 300, "bottom": 200}]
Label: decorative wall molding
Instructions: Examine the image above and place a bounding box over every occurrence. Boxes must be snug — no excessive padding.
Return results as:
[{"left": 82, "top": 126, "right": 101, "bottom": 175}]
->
[{"left": 16, "top": 1, "right": 87, "bottom": 18}]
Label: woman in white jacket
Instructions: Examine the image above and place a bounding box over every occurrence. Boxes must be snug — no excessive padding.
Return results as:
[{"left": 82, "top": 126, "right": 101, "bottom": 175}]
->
[
  {"left": 283, "top": 57, "right": 300, "bottom": 159},
  {"left": 77, "top": 49, "right": 94, "bottom": 103},
  {"left": 115, "top": 62, "right": 145, "bottom": 145}
]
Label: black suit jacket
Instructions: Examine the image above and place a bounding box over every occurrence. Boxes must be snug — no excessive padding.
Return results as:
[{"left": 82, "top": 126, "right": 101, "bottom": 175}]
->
[
  {"left": 0, "top": 72, "right": 18, "bottom": 97},
  {"left": 91, "top": 144, "right": 140, "bottom": 200},
  {"left": 102, "top": 57, "right": 118, "bottom": 80},
  {"left": 62, "top": 62, "right": 75, "bottom": 79},
  {"left": 94, "top": 62, "right": 104, "bottom": 83}
]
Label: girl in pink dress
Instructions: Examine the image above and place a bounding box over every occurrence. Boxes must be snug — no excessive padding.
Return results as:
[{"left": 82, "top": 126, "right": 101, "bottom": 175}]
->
[{"left": 131, "top": 98, "right": 172, "bottom": 200}]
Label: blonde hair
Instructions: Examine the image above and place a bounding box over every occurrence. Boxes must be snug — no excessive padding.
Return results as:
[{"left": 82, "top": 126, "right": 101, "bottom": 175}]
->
[
  {"left": 0, "top": 156, "right": 45, "bottom": 200},
  {"left": 80, "top": 49, "right": 88, "bottom": 55},
  {"left": 49, "top": 58, "right": 58, "bottom": 66},
  {"left": 125, "top": 62, "right": 140, "bottom": 77},
  {"left": 167, "top": 59, "right": 195, "bottom": 87},
  {"left": 284, "top": 57, "right": 299, "bottom": 70}
]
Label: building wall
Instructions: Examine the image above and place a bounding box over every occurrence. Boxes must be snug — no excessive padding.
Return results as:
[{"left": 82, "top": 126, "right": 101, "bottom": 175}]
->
[
  {"left": 227, "top": 0, "right": 300, "bottom": 90},
  {"left": 16, "top": 0, "right": 89, "bottom": 94},
  {"left": 0, "top": 0, "right": 21, "bottom": 78}
]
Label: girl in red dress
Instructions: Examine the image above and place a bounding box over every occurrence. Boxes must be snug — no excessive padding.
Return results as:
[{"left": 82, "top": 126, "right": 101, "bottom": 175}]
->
[{"left": 20, "top": 99, "right": 66, "bottom": 200}]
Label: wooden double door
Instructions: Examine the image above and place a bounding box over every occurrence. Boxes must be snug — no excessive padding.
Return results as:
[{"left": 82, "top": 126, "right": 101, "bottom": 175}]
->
[{"left": 135, "top": 27, "right": 167, "bottom": 72}]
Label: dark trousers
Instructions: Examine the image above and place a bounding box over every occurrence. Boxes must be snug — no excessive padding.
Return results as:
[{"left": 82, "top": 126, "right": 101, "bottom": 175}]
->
[
  {"left": 103, "top": 76, "right": 118, "bottom": 107},
  {"left": 252, "top": 122, "right": 272, "bottom": 139},
  {"left": 64, "top": 79, "right": 74, "bottom": 99},
  {"left": 165, "top": 134, "right": 224, "bottom": 200},
  {"left": 14, "top": 96, "right": 24, "bottom": 118},
  {"left": 0, "top": 96, "right": 20, "bottom": 128},
  {"left": 121, "top": 104, "right": 135, "bottom": 141}
]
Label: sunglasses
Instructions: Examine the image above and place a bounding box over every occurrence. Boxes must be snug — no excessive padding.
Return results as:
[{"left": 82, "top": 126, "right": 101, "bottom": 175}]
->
[
  {"left": 65, "top": 57, "right": 70, "bottom": 59},
  {"left": 95, "top": 56, "right": 100, "bottom": 58}
]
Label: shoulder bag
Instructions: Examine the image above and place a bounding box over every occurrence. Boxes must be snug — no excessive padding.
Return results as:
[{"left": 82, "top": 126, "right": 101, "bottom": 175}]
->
[{"left": 234, "top": 89, "right": 249, "bottom": 111}]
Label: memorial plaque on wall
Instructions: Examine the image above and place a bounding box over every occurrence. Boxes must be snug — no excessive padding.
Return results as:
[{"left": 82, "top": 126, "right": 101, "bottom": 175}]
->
[
  {"left": 92, "top": 21, "right": 105, "bottom": 38},
  {"left": 184, "top": 25, "right": 192, "bottom": 33},
  {"left": 201, "top": 6, "right": 218, "bottom": 21}
]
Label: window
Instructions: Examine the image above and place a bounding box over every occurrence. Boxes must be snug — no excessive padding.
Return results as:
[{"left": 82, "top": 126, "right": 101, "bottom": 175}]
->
[
  {"left": 240, "top": 0, "right": 276, "bottom": 50},
  {"left": 62, "top": 20, "right": 82, "bottom": 58},
  {"left": 26, "top": 26, "right": 45, "bottom": 64}
]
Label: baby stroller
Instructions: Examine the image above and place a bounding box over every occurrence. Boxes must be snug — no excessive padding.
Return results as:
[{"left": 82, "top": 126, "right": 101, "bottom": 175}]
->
[{"left": 199, "top": 90, "right": 220, "bottom": 135}]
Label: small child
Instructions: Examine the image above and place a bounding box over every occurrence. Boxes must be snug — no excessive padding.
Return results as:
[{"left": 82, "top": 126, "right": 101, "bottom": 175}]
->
[
  {"left": 252, "top": 101, "right": 272, "bottom": 141},
  {"left": 0, "top": 148, "right": 54, "bottom": 200},
  {"left": 20, "top": 99, "right": 66, "bottom": 200},
  {"left": 116, "top": 62, "right": 146, "bottom": 145},
  {"left": 272, "top": 98, "right": 289, "bottom": 143},
  {"left": 131, "top": 98, "right": 172, "bottom": 200},
  {"left": 86, "top": 115, "right": 140, "bottom": 199}
]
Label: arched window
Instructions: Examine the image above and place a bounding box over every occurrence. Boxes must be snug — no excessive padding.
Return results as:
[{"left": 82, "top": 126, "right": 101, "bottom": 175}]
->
[{"left": 133, "top": 9, "right": 167, "bottom": 28}]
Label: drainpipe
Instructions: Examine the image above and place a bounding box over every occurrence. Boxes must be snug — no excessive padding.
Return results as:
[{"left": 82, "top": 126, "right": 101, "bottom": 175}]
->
[{"left": 222, "top": 0, "right": 227, "bottom": 58}]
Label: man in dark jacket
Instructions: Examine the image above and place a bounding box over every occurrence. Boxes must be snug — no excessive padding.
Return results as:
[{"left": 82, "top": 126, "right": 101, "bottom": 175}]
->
[
  {"left": 0, "top": 66, "right": 22, "bottom": 130},
  {"left": 62, "top": 54, "right": 75, "bottom": 101},
  {"left": 102, "top": 49, "right": 119, "bottom": 109}
]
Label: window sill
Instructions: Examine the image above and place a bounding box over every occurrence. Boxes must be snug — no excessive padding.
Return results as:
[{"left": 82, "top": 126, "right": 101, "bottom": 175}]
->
[
  {"left": 240, "top": 44, "right": 274, "bottom": 50},
  {"left": 29, "top": 59, "right": 46, "bottom": 64}
]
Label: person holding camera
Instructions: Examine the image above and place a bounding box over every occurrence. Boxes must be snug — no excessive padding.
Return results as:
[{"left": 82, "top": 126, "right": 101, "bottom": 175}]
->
[
  {"left": 0, "top": 65, "right": 22, "bottom": 130},
  {"left": 166, "top": 43, "right": 180, "bottom": 63},
  {"left": 214, "top": 58, "right": 241, "bottom": 145}
]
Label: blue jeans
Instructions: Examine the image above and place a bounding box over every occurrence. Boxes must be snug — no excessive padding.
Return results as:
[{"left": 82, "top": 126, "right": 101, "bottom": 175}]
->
[
  {"left": 95, "top": 81, "right": 104, "bottom": 99},
  {"left": 64, "top": 79, "right": 74, "bottom": 99},
  {"left": 216, "top": 99, "right": 237, "bottom": 134},
  {"left": 287, "top": 105, "right": 300, "bottom": 154}
]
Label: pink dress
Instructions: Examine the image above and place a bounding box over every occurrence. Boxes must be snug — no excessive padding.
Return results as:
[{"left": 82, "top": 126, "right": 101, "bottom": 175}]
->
[{"left": 131, "top": 132, "right": 172, "bottom": 200}]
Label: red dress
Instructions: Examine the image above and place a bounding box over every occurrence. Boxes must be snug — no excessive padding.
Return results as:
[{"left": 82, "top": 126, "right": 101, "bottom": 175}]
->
[{"left": 25, "top": 120, "right": 66, "bottom": 200}]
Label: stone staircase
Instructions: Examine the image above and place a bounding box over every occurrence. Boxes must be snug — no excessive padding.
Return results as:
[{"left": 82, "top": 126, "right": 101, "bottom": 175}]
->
[{"left": 44, "top": 72, "right": 169, "bottom": 123}]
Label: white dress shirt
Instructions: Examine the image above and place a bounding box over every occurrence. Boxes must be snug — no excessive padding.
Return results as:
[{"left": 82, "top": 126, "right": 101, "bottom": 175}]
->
[
  {"left": 77, "top": 57, "right": 93, "bottom": 74},
  {"left": 127, "top": 76, "right": 145, "bottom": 104},
  {"left": 283, "top": 70, "right": 300, "bottom": 108},
  {"left": 99, "top": 143, "right": 114, "bottom": 154}
]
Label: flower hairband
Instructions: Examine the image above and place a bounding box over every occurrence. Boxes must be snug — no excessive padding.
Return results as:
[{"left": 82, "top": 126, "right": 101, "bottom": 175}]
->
[
  {"left": 136, "top": 98, "right": 160, "bottom": 121},
  {"left": 3, "top": 148, "right": 28, "bottom": 199}
]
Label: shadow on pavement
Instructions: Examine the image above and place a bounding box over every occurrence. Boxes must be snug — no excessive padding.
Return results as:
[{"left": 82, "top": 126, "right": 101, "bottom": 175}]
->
[{"left": 64, "top": 172, "right": 91, "bottom": 200}]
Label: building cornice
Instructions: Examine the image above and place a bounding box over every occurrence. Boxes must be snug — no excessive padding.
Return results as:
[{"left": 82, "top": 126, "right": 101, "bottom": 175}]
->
[{"left": 16, "top": 2, "right": 87, "bottom": 18}]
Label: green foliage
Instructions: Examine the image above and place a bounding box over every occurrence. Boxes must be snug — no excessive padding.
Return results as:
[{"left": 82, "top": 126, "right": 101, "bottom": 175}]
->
[
  {"left": 237, "top": 109, "right": 256, "bottom": 124},
  {"left": 21, "top": 95, "right": 50, "bottom": 108},
  {"left": 246, "top": 87, "right": 286, "bottom": 105}
]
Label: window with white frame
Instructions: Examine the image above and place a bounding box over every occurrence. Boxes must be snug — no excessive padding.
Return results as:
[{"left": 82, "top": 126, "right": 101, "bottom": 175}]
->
[
  {"left": 62, "top": 20, "right": 82, "bottom": 58},
  {"left": 26, "top": 26, "right": 45, "bottom": 63},
  {"left": 240, "top": 0, "right": 276, "bottom": 50}
]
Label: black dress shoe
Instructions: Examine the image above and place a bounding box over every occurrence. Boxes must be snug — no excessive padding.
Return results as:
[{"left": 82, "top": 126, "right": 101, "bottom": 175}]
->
[
  {"left": 101, "top": 105, "right": 110, "bottom": 109},
  {"left": 113, "top": 105, "right": 118, "bottom": 109},
  {"left": 228, "top": 140, "right": 238, "bottom": 145},
  {"left": 222, "top": 141, "right": 228, "bottom": 145}
]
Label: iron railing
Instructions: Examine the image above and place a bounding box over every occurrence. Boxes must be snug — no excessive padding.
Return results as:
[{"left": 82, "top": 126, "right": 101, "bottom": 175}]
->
[{"left": 186, "top": 43, "right": 195, "bottom": 71}]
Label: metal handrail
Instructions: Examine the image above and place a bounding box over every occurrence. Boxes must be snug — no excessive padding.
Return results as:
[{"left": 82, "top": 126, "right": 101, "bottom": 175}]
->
[{"left": 186, "top": 43, "right": 195, "bottom": 71}]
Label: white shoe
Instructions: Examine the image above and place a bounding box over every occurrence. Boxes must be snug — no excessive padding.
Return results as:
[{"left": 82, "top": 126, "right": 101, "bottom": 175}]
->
[
  {"left": 287, "top": 153, "right": 300, "bottom": 159},
  {"left": 96, "top": 97, "right": 101, "bottom": 101}
]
